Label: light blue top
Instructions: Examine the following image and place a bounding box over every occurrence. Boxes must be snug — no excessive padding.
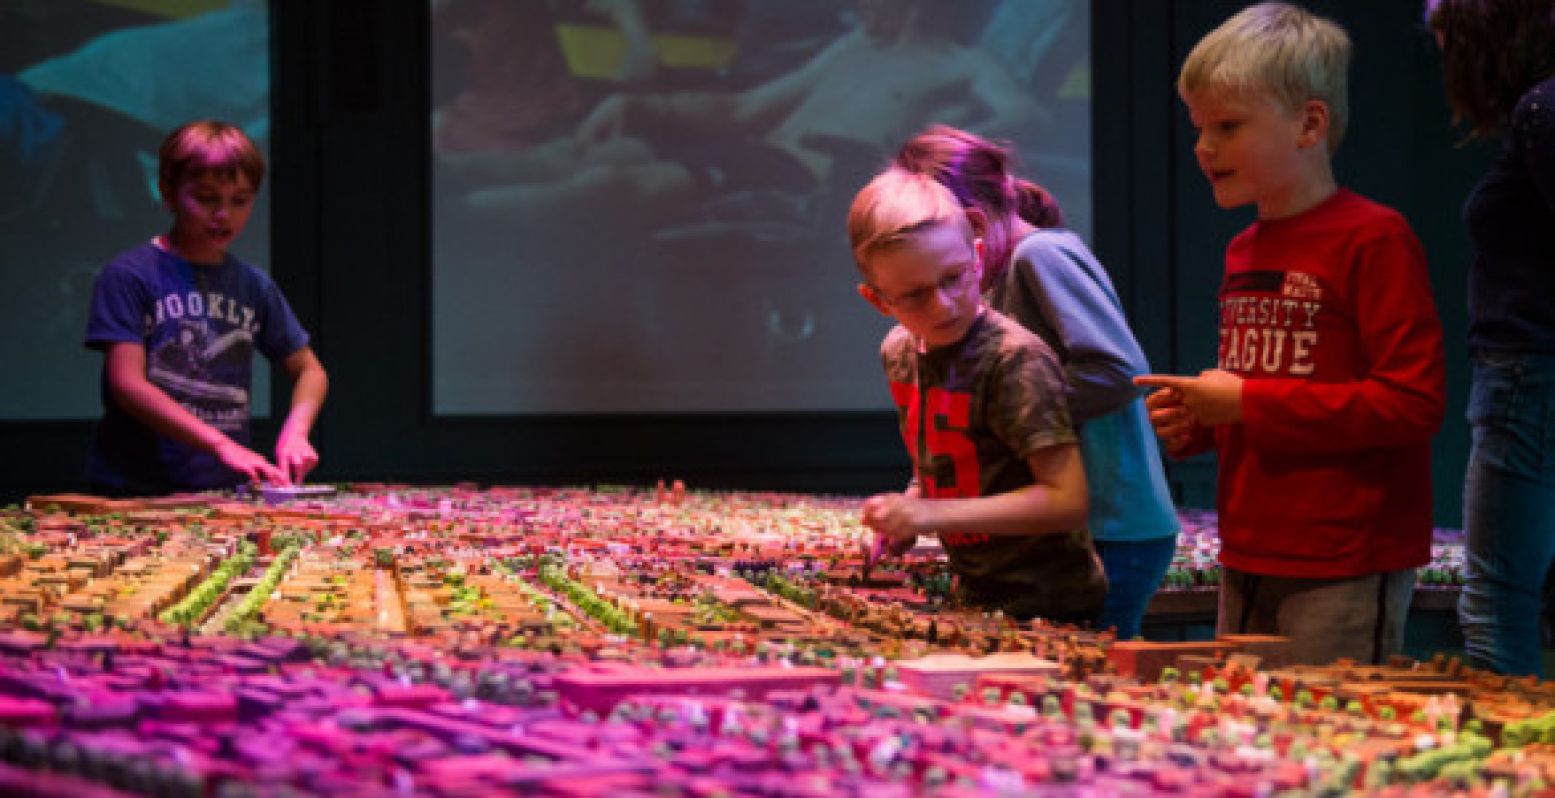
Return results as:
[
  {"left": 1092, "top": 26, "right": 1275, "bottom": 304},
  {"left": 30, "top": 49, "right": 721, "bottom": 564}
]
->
[{"left": 985, "top": 228, "right": 1179, "bottom": 542}]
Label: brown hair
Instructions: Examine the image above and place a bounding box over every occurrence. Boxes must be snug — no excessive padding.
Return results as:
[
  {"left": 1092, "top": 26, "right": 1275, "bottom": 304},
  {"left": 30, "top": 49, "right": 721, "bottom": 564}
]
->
[
  {"left": 895, "top": 125, "right": 1064, "bottom": 286},
  {"left": 1428, "top": 0, "right": 1555, "bottom": 138},
  {"left": 157, "top": 120, "right": 265, "bottom": 196}
]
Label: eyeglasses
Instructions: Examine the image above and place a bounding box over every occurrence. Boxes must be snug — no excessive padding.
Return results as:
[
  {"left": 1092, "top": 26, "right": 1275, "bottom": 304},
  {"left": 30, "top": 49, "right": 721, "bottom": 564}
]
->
[{"left": 871, "top": 265, "right": 979, "bottom": 311}]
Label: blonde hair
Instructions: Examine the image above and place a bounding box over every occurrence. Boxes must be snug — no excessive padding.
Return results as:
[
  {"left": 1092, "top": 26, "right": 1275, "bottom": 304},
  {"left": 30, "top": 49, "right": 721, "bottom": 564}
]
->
[
  {"left": 846, "top": 167, "right": 973, "bottom": 277},
  {"left": 1178, "top": 2, "right": 1351, "bottom": 151},
  {"left": 158, "top": 119, "right": 266, "bottom": 197}
]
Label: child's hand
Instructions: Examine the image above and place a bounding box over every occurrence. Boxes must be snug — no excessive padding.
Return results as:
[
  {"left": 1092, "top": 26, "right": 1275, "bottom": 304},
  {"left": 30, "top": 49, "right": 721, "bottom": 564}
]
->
[
  {"left": 275, "top": 432, "right": 319, "bottom": 485},
  {"left": 1135, "top": 369, "right": 1245, "bottom": 425},
  {"left": 214, "top": 440, "right": 288, "bottom": 486},
  {"left": 861, "top": 493, "right": 933, "bottom": 540},
  {"left": 1136, "top": 384, "right": 1199, "bottom": 454}
]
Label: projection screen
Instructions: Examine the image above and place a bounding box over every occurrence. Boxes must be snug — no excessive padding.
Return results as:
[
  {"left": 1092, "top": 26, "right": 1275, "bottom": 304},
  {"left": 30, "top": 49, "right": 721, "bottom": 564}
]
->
[
  {"left": 0, "top": 0, "right": 272, "bottom": 421},
  {"left": 431, "top": 0, "right": 1091, "bottom": 414}
]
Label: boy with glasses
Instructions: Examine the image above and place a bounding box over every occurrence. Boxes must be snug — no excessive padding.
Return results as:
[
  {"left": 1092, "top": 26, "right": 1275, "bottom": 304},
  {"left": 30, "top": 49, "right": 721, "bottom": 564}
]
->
[{"left": 848, "top": 167, "right": 1106, "bottom": 624}]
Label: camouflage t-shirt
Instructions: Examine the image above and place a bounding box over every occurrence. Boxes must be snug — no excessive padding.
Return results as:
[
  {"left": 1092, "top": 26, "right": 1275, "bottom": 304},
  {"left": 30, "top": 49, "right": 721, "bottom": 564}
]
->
[{"left": 881, "top": 309, "right": 1106, "bottom": 623}]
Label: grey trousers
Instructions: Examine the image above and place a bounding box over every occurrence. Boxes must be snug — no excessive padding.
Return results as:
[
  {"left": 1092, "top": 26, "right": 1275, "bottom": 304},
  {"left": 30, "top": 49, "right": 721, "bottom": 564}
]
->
[{"left": 1218, "top": 566, "right": 1417, "bottom": 665}]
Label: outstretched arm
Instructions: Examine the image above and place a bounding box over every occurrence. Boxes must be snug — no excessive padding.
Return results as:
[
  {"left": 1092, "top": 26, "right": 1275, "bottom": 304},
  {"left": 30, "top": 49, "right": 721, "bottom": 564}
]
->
[
  {"left": 575, "top": 30, "right": 849, "bottom": 144},
  {"left": 104, "top": 342, "right": 287, "bottom": 485},
  {"left": 1211, "top": 232, "right": 1443, "bottom": 454}
]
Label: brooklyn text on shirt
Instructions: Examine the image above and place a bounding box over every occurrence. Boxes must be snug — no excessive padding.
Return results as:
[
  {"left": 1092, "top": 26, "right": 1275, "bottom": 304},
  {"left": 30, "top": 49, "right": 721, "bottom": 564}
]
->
[{"left": 146, "top": 290, "right": 262, "bottom": 337}]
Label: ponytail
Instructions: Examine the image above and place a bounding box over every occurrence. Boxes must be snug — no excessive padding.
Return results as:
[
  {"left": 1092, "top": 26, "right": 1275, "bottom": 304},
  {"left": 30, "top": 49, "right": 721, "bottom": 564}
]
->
[{"left": 1014, "top": 179, "right": 1065, "bottom": 229}]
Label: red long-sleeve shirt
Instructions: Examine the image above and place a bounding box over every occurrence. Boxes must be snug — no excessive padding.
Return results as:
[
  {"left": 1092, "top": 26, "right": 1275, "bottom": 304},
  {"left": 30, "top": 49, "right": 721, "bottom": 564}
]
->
[{"left": 1189, "top": 189, "right": 1446, "bottom": 578}]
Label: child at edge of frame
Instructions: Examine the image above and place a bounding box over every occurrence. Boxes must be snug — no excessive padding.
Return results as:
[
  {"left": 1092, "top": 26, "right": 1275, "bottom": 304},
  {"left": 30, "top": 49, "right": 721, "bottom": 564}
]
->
[
  {"left": 83, "top": 119, "right": 328, "bottom": 497},
  {"left": 1136, "top": 2, "right": 1446, "bottom": 666},
  {"left": 848, "top": 166, "right": 1106, "bottom": 625}
]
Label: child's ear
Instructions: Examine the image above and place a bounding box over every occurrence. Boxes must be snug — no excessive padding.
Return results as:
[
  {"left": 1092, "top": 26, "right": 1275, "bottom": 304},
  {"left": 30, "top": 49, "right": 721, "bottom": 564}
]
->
[
  {"left": 858, "top": 283, "right": 893, "bottom": 317},
  {"left": 1297, "top": 99, "right": 1330, "bottom": 149}
]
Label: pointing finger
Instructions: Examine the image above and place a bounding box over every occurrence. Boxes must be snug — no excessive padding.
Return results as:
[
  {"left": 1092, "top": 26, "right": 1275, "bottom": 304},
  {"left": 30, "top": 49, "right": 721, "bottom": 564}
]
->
[{"left": 1133, "top": 374, "right": 1193, "bottom": 390}]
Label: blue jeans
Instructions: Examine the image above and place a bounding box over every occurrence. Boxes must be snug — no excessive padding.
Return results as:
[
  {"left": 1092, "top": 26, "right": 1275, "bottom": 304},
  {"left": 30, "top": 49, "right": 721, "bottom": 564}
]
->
[
  {"left": 1458, "top": 352, "right": 1555, "bottom": 677},
  {"left": 1094, "top": 535, "right": 1177, "bottom": 639}
]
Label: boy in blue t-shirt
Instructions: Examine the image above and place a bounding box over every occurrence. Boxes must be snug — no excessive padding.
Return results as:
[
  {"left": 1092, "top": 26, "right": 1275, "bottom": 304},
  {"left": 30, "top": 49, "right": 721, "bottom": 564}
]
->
[{"left": 84, "top": 120, "right": 328, "bottom": 495}]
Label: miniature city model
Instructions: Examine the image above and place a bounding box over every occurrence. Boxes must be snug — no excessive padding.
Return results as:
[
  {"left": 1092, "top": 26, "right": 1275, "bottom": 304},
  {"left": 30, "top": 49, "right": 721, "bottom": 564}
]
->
[{"left": 0, "top": 484, "right": 1531, "bottom": 797}]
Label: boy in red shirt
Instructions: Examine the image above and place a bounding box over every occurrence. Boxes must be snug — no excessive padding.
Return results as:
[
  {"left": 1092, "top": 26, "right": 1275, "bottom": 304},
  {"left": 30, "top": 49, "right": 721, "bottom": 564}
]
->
[{"left": 1137, "top": 3, "right": 1445, "bottom": 665}]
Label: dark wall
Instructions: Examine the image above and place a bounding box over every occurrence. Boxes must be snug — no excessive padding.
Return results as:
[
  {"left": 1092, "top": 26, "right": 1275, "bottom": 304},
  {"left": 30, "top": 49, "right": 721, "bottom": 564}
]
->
[{"left": 0, "top": 1, "right": 1490, "bottom": 526}]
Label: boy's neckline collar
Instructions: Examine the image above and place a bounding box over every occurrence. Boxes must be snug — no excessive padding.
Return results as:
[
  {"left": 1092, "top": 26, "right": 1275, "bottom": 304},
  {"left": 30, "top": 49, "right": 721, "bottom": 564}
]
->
[
  {"left": 915, "top": 307, "right": 989, "bottom": 356},
  {"left": 1256, "top": 186, "right": 1349, "bottom": 225},
  {"left": 152, "top": 235, "right": 227, "bottom": 267}
]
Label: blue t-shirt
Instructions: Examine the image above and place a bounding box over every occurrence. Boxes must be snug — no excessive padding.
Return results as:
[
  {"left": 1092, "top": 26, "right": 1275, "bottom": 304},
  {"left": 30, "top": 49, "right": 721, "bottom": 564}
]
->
[{"left": 84, "top": 241, "right": 309, "bottom": 494}]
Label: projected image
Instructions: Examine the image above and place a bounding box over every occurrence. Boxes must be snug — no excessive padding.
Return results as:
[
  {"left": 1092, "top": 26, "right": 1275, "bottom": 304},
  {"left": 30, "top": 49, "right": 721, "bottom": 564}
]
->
[
  {"left": 0, "top": 0, "right": 271, "bottom": 420},
  {"left": 432, "top": 0, "right": 1090, "bottom": 414}
]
